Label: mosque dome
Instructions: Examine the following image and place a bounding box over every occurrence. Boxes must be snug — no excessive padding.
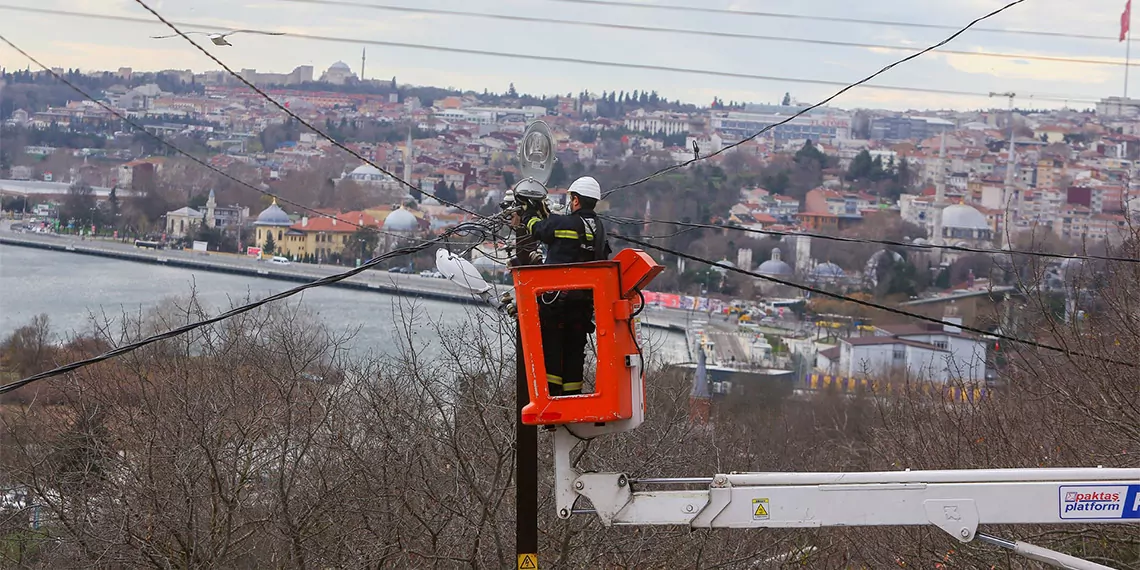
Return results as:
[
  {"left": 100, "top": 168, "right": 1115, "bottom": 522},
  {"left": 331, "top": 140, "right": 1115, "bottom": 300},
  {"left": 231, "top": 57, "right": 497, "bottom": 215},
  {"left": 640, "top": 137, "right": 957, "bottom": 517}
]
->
[
  {"left": 810, "top": 262, "right": 845, "bottom": 280},
  {"left": 757, "top": 248, "right": 793, "bottom": 276},
  {"left": 351, "top": 164, "right": 384, "bottom": 177},
  {"left": 255, "top": 200, "right": 292, "bottom": 226},
  {"left": 382, "top": 207, "right": 419, "bottom": 232},
  {"left": 864, "top": 249, "right": 905, "bottom": 287},
  {"left": 329, "top": 61, "right": 352, "bottom": 72},
  {"left": 942, "top": 204, "right": 989, "bottom": 230}
]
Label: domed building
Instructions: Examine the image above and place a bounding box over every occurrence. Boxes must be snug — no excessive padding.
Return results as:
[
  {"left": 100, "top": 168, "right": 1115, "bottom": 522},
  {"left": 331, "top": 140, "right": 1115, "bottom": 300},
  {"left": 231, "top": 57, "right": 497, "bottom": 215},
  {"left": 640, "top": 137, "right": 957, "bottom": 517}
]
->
[
  {"left": 756, "top": 248, "right": 795, "bottom": 295},
  {"left": 864, "top": 249, "right": 905, "bottom": 288},
  {"left": 254, "top": 199, "right": 293, "bottom": 252},
  {"left": 757, "top": 248, "right": 793, "bottom": 277},
  {"left": 382, "top": 207, "right": 420, "bottom": 233},
  {"left": 320, "top": 61, "right": 357, "bottom": 85},
  {"left": 938, "top": 204, "right": 993, "bottom": 262},
  {"left": 809, "top": 262, "right": 845, "bottom": 284},
  {"left": 347, "top": 164, "right": 390, "bottom": 184}
]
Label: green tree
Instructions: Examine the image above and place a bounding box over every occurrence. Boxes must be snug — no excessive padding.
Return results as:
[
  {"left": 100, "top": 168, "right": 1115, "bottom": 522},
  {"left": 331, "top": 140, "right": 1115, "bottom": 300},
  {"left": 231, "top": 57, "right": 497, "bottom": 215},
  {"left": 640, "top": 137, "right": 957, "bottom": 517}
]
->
[
  {"left": 435, "top": 181, "right": 457, "bottom": 204},
  {"left": 507, "top": 83, "right": 518, "bottom": 98},
  {"left": 263, "top": 231, "right": 276, "bottom": 255},
  {"left": 781, "top": 92, "right": 792, "bottom": 106},
  {"left": 347, "top": 228, "right": 380, "bottom": 262},
  {"left": 794, "top": 139, "right": 828, "bottom": 168},
  {"left": 846, "top": 149, "right": 875, "bottom": 181},
  {"left": 549, "top": 160, "right": 568, "bottom": 188},
  {"left": 61, "top": 181, "right": 97, "bottom": 226}
]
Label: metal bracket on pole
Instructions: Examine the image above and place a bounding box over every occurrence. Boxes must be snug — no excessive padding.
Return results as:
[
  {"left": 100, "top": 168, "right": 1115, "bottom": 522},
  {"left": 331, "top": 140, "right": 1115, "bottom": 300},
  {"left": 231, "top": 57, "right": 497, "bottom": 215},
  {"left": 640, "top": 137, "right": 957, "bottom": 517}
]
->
[
  {"left": 923, "top": 499, "right": 979, "bottom": 542},
  {"left": 576, "top": 473, "right": 632, "bottom": 527},
  {"left": 553, "top": 427, "right": 580, "bottom": 520},
  {"left": 690, "top": 474, "right": 732, "bottom": 527}
]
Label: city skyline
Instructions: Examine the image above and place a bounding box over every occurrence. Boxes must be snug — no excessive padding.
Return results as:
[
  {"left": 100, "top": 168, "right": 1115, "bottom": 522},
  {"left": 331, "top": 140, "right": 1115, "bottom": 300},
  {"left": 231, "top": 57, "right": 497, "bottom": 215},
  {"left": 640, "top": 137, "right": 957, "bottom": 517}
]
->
[{"left": 0, "top": 0, "right": 1135, "bottom": 111}]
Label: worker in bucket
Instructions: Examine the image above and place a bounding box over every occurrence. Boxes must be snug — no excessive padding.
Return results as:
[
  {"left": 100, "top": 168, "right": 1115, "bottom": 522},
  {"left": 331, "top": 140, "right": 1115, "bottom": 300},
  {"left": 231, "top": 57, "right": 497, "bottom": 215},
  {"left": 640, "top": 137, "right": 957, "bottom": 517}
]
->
[{"left": 514, "top": 176, "right": 612, "bottom": 395}]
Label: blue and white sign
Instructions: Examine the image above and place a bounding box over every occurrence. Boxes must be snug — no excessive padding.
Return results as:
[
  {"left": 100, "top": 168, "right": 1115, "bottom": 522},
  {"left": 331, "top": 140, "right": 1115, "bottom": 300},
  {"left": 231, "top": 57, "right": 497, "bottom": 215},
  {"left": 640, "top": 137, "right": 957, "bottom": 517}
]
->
[{"left": 1059, "top": 485, "right": 1140, "bottom": 520}]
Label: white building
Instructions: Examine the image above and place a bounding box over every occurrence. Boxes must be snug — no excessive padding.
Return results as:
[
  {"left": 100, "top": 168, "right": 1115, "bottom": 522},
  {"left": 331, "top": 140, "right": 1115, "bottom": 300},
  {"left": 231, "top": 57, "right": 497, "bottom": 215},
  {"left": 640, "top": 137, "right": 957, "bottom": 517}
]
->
[
  {"left": 1097, "top": 96, "right": 1140, "bottom": 119},
  {"left": 434, "top": 109, "right": 494, "bottom": 125},
  {"left": 711, "top": 105, "right": 852, "bottom": 143},
  {"left": 837, "top": 314, "right": 987, "bottom": 383},
  {"left": 624, "top": 109, "right": 690, "bottom": 136},
  {"left": 320, "top": 61, "right": 357, "bottom": 85}
]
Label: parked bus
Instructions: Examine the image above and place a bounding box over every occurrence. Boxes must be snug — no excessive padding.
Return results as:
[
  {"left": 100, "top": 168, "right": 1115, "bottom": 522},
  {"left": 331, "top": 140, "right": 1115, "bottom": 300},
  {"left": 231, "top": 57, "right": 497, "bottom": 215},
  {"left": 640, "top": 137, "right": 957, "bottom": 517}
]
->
[{"left": 134, "top": 240, "right": 162, "bottom": 250}]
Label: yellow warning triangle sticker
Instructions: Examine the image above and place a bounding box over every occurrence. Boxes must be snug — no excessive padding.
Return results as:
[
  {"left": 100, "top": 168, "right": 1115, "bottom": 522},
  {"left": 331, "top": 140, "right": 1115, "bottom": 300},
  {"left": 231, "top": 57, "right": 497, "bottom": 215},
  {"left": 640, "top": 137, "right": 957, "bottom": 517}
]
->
[
  {"left": 754, "top": 500, "right": 769, "bottom": 518},
  {"left": 518, "top": 554, "right": 537, "bottom": 570}
]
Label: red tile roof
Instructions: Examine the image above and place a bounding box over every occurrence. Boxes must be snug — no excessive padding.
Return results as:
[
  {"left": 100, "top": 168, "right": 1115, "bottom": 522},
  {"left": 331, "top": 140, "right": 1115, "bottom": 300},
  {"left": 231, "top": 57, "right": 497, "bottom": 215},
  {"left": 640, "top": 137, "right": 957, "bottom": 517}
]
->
[{"left": 291, "top": 211, "right": 380, "bottom": 233}]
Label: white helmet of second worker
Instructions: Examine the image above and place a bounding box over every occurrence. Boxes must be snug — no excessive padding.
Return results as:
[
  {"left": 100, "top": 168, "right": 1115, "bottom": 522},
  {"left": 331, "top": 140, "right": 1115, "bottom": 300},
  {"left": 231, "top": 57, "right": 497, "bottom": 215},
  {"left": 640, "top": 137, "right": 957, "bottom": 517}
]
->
[{"left": 568, "top": 176, "right": 602, "bottom": 201}]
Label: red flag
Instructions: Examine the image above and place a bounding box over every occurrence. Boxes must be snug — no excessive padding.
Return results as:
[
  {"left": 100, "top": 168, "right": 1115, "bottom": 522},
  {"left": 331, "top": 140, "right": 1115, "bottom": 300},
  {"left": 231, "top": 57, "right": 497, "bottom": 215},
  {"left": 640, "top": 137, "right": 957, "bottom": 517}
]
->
[{"left": 1123, "top": 0, "right": 1132, "bottom": 42}]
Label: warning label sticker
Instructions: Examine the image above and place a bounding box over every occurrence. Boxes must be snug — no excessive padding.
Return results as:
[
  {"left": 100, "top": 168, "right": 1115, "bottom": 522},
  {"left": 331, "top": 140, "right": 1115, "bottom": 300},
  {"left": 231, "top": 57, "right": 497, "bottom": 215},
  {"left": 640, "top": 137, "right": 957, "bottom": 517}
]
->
[
  {"left": 752, "top": 498, "right": 770, "bottom": 520},
  {"left": 517, "top": 553, "right": 538, "bottom": 569}
]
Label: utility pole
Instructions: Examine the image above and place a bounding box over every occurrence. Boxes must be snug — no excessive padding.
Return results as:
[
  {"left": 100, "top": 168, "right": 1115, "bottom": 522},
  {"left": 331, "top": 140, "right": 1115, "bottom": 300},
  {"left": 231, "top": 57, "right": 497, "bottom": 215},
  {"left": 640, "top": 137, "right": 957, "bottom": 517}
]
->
[
  {"left": 512, "top": 121, "right": 555, "bottom": 570},
  {"left": 990, "top": 92, "right": 1016, "bottom": 249}
]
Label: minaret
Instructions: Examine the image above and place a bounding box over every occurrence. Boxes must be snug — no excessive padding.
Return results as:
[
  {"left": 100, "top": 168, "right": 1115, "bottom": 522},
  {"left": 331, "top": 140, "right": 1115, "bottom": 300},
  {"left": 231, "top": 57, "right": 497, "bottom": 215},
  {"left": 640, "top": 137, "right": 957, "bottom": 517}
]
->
[
  {"left": 931, "top": 132, "right": 947, "bottom": 247},
  {"left": 360, "top": 47, "right": 366, "bottom": 81},
  {"left": 1001, "top": 127, "right": 1018, "bottom": 248},
  {"left": 205, "top": 189, "right": 217, "bottom": 228},
  {"left": 403, "top": 127, "right": 413, "bottom": 185}
]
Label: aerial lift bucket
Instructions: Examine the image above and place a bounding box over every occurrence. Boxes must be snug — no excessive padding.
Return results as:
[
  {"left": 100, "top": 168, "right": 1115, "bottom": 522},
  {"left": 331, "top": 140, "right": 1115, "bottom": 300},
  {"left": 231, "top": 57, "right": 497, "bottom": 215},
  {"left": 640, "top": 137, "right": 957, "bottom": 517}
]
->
[{"left": 512, "top": 249, "right": 663, "bottom": 429}]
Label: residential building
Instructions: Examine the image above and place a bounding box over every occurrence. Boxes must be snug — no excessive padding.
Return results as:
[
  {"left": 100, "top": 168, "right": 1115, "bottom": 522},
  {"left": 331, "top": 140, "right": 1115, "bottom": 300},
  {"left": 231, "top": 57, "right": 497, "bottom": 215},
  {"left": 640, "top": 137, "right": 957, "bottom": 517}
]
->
[
  {"left": 712, "top": 104, "right": 852, "bottom": 143},
  {"left": 836, "top": 311, "right": 987, "bottom": 383},
  {"left": 1096, "top": 96, "right": 1140, "bottom": 118},
  {"left": 624, "top": 109, "right": 690, "bottom": 136},
  {"left": 870, "top": 115, "right": 955, "bottom": 141}
]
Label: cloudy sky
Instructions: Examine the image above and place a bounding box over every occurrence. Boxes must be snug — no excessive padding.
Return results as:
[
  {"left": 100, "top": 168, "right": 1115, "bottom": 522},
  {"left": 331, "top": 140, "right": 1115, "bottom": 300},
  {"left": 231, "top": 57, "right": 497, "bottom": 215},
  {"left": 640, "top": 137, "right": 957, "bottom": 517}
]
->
[{"left": 0, "top": 0, "right": 1135, "bottom": 111}]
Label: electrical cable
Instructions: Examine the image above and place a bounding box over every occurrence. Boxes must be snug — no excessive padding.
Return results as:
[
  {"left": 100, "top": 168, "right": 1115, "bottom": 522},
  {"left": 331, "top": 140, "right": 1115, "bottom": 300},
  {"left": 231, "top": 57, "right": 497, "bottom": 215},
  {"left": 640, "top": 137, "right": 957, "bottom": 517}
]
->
[
  {"left": 599, "top": 214, "right": 1140, "bottom": 265},
  {"left": 542, "top": 0, "right": 1140, "bottom": 44},
  {"left": 270, "top": 0, "right": 1138, "bottom": 69},
  {"left": 0, "top": 5, "right": 1103, "bottom": 105},
  {"left": 0, "top": 220, "right": 505, "bottom": 395},
  {"left": 612, "top": 233, "right": 1137, "bottom": 368},
  {"left": 604, "top": 0, "right": 1032, "bottom": 197},
  {"left": 0, "top": 34, "right": 399, "bottom": 233},
  {"left": 130, "top": 0, "right": 484, "bottom": 221}
]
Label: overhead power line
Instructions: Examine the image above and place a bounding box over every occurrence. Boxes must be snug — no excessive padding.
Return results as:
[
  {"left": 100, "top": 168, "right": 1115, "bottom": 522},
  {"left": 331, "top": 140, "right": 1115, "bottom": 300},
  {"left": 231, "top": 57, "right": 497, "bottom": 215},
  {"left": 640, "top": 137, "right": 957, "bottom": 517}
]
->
[
  {"left": 0, "top": 220, "right": 502, "bottom": 395},
  {"left": 605, "top": 0, "right": 1034, "bottom": 196},
  {"left": 130, "top": 0, "right": 484, "bottom": 221},
  {"left": 544, "top": 0, "right": 1140, "bottom": 44},
  {"left": 600, "top": 214, "right": 1140, "bottom": 265},
  {"left": 0, "top": 5, "right": 1103, "bottom": 105},
  {"left": 272, "top": 0, "right": 1138, "bottom": 69},
  {"left": 613, "top": 233, "right": 1136, "bottom": 368}
]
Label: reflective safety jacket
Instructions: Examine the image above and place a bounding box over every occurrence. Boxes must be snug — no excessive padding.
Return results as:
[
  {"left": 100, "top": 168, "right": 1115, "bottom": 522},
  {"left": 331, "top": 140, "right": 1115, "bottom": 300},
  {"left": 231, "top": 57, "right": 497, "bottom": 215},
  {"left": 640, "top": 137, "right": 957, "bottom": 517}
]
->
[{"left": 525, "top": 210, "right": 612, "bottom": 264}]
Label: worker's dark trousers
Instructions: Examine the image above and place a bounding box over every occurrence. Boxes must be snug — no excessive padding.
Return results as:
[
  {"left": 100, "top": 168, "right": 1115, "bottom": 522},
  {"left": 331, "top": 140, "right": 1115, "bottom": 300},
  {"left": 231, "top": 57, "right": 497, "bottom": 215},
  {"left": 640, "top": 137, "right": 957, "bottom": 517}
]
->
[{"left": 539, "top": 299, "right": 593, "bottom": 396}]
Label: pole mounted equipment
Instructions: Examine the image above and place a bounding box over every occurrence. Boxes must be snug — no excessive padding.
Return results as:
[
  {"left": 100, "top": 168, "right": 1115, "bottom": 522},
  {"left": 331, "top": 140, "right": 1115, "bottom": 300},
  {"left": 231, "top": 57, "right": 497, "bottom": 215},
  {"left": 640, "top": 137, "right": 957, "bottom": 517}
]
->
[{"left": 519, "top": 120, "right": 556, "bottom": 186}]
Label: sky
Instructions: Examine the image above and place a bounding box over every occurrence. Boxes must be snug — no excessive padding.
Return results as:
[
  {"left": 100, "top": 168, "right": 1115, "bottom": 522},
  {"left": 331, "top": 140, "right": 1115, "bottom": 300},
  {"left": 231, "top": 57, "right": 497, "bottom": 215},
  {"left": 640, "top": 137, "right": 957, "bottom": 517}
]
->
[{"left": 0, "top": 0, "right": 1136, "bottom": 111}]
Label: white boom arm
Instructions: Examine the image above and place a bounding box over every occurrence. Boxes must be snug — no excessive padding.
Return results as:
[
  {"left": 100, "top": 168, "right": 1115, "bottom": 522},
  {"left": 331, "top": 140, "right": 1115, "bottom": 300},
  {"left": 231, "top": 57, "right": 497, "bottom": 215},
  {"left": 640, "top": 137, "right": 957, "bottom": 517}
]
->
[{"left": 552, "top": 428, "right": 1140, "bottom": 570}]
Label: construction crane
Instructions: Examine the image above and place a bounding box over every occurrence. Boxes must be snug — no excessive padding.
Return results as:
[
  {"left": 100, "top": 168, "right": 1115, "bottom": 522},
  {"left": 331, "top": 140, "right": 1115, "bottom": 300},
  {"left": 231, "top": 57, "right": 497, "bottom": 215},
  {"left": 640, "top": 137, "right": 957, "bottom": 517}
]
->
[{"left": 437, "top": 121, "right": 1140, "bottom": 570}]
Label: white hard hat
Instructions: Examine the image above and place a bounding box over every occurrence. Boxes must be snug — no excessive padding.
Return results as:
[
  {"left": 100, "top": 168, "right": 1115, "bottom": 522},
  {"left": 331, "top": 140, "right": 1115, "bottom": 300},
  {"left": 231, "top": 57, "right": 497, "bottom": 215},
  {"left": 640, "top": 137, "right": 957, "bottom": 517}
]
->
[
  {"left": 513, "top": 177, "right": 548, "bottom": 200},
  {"left": 568, "top": 176, "right": 602, "bottom": 201}
]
